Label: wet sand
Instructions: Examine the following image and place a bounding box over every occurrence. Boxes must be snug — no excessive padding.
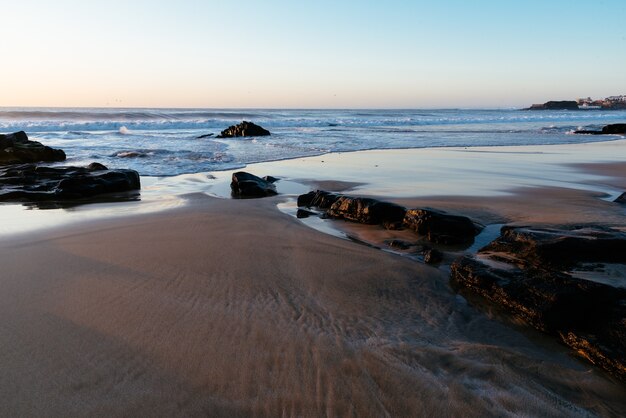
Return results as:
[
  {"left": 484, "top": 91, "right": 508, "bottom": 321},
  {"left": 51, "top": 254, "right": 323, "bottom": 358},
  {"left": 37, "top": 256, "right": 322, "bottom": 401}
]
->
[{"left": 1, "top": 141, "right": 626, "bottom": 416}]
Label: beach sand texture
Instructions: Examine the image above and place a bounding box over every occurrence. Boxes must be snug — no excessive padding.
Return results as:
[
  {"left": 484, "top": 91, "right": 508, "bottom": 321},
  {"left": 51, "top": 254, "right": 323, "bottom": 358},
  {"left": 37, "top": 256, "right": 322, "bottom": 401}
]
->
[{"left": 1, "top": 142, "right": 626, "bottom": 416}]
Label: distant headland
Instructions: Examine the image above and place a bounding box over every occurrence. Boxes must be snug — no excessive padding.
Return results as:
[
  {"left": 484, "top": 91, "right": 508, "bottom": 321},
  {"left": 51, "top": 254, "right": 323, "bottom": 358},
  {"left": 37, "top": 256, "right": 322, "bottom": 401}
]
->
[{"left": 527, "top": 95, "right": 626, "bottom": 110}]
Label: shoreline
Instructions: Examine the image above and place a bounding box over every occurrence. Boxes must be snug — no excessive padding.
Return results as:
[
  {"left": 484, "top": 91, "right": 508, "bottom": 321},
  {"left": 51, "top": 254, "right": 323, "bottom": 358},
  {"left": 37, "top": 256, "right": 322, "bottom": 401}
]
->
[
  {"left": 4, "top": 138, "right": 626, "bottom": 237},
  {"left": 1, "top": 139, "right": 625, "bottom": 415}
]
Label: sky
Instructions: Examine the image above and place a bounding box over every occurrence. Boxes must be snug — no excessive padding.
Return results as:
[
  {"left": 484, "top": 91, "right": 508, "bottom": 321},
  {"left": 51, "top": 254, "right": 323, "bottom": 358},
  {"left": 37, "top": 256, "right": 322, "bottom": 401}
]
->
[{"left": 1, "top": 0, "right": 625, "bottom": 108}]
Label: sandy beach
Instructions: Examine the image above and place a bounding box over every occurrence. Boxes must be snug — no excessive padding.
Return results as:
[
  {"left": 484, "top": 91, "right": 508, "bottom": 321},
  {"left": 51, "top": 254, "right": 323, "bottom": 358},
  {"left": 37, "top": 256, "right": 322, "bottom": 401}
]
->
[{"left": 1, "top": 141, "right": 626, "bottom": 417}]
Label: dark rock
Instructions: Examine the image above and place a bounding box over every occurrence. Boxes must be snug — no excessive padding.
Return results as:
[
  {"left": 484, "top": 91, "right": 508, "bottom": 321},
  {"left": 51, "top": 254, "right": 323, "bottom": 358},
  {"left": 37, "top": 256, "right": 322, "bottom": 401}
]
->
[
  {"left": 86, "top": 162, "right": 108, "bottom": 171},
  {"left": 263, "top": 175, "right": 279, "bottom": 183},
  {"left": 296, "top": 209, "right": 316, "bottom": 219},
  {"left": 230, "top": 171, "right": 277, "bottom": 198},
  {"left": 297, "top": 190, "right": 342, "bottom": 209},
  {"left": 216, "top": 121, "right": 270, "bottom": 138},
  {"left": 450, "top": 224, "right": 626, "bottom": 381},
  {"left": 481, "top": 225, "right": 626, "bottom": 270},
  {"left": 423, "top": 247, "right": 443, "bottom": 264},
  {"left": 574, "top": 123, "right": 626, "bottom": 135},
  {"left": 527, "top": 101, "right": 579, "bottom": 110},
  {"left": 602, "top": 123, "right": 626, "bottom": 134},
  {"left": 403, "top": 208, "right": 482, "bottom": 245},
  {"left": 615, "top": 192, "right": 626, "bottom": 204},
  {"left": 0, "top": 131, "right": 66, "bottom": 165},
  {"left": 196, "top": 133, "right": 214, "bottom": 139},
  {"left": 0, "top": 163, "right": 140, "bottom": 201},
  {"left": 327, "top": 196, "right": 407, "bottom": 226},
  {"left": 387, "top": 239, "right": 413, "bottom": 250}
]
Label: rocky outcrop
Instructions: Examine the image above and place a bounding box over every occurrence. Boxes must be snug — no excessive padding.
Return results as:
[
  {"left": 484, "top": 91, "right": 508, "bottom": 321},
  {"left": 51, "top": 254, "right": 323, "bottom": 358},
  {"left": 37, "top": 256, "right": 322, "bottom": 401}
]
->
[
  {"left": 230, "top": 171, "right": 277, "bottom": 198},
  {"left": 217, "top": 121, "right": 270, "bottom": 138},
  {"left": 527, "top": 101, "right": 579, "bottom": 110},
  {"left": 574, "top": 123, "right": 626, "bottom": 135},
  {"left": 297, "top": 190, "right": 482, "bottom": 241},
  {"left": 0, "top": 163, "right": 140, "bottom": 201},
  {"left": 0, "top": 131, "right": 66, "bottom": 165},
  {"left": 327, "top": 196, "right": 406, "bottom": 227},
  {"left": 450, "top": 225, "right": 626, "bottom": 381},
  {"left": 403, "top": 208, "right": 482, "bottom": 245}
]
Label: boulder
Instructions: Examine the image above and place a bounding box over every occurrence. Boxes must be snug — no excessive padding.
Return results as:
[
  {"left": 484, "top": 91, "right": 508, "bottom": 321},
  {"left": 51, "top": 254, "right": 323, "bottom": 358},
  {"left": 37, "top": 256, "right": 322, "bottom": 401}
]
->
[
  {"left": 216, "top": 121, "right": 270, "bottom": 138},
  {"left": 0, "top": 163, "right": 140, "bottom": 201},
  {"left": 574, "top": 123, "right": 626, "bottom": 135},
  {"left": 327, "top": 196, "right": 407, "bottom": 226},
  {"left": 450, "top": 224, "right": 626, "bottom": 381},
  {"left": 403, "top": 208, "right": 482, "bottom": 245},
  {"left": 230, "top": 171, "right": 277, "bottom": 198},
  {"left": 0, "top": 131, "right": 66, "bottom": 165},
  {"left": 527, "top": 101, "right": 579, "bottom": 110}
]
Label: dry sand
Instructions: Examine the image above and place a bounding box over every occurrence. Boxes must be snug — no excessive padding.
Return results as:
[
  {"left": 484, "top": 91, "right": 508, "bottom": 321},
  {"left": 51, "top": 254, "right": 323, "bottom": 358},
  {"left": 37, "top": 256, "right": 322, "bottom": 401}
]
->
[{"left": 1, "top": 143, "right": 626, "bottom": 417}]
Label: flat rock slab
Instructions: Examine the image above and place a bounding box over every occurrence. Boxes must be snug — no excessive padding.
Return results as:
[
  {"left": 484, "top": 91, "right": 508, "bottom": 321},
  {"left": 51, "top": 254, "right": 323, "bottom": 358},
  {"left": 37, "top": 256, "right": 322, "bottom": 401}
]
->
[
  {"left": 0, "top": 163, "right": 140, "bottom": 201},
  {"left": 0, "top": 131, "right": 66, "bottom": 165},
  {"left": 450, "top": 224, "right": 626, "bottom": 381},
  {"left": 217, "top": 121, "right": 270, "bottom": 138},
  {"left": 230, "top": 171, "right": 277, "bottom": 198}
]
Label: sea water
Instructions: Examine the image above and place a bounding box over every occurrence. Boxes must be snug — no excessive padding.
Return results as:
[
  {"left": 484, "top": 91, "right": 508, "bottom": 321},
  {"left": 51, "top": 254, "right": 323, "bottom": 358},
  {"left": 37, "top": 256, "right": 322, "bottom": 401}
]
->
[{"left": 1, "top": 107, "right": 625, "bottom": 177}]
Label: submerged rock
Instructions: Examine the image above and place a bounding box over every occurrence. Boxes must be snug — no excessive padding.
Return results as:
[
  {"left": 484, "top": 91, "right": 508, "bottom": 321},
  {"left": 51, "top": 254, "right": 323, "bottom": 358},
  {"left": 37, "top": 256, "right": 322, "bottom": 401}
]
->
[
  {"left": 0, "top": 163, "right": 140, "bottom": 201},
  {"left": 574, "top": 123, "right": 626, "bottom": 135},
  {"left": 230, "top": 171, "right": 277, "bottom": 198},
  {"left": 450, "top": 225, "right": 626, "bottom": 381},
  {"left": 217, "top": 121, "right": 270, "bottom": 138},
  {"left": 0, "top": 131, "right": 66, "bottom": 165},
  {"left": 403, "top": 208, "right": 482, "bottom": 245}
]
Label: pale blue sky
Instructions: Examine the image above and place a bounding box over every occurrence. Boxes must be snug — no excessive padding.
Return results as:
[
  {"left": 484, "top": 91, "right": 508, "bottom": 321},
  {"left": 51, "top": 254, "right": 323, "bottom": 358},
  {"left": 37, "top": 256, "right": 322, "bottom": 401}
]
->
[{"left": 1, "top": 0, "right": 625, "bottom": 108}]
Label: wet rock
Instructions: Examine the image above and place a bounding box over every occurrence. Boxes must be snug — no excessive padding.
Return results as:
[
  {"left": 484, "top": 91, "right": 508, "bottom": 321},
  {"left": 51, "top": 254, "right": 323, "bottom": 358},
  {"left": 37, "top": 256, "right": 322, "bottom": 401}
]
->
[
  {"left": 615, "top": 192, "right": 626, "bottom": 204},
  {"left": 216, "top": 121, "right": 270, "bottom": 138},
  {"left": 423, "top": 247, "right": 443, "bottom": 264},
  {"left": 386, "top": 239, "right": 413, "bottom": 250},
  {"left": 527, "top": 101, "right": 579, "bottom": 110},
  {"left": 450, "top": 224, "right": 626, "bottom": 381},
  {"left": 481, "top": 225, "right": 626, "bottom": 270},
  {"left": 230, "top": 171, "right": 277, "bottom": 198},
  {"left": 196, "top": 133, "right": 214, "bottom": 139},
  {"left": 0, "top": 131, "right": 66, "bottom": 165},
  {"left": 297, "top": 190, "right": 342, "bottom": 209},
  {"left": 296, "top": 209, "right": 316, "bottom": 219},
  {"left": 601, "top": 123, "right": 626, "bottom": 134},
  {"left": 403, "top": 208, "right": 482, "bottom": 245},
  {"left": 327, "top": 196, "right": 407, "bottom": 226},
  {"left": 574, "top": 123, "right": 626, "bottom": 135},
  {"left": 0, "top": 163, "right": 140, "bottom": 201}
]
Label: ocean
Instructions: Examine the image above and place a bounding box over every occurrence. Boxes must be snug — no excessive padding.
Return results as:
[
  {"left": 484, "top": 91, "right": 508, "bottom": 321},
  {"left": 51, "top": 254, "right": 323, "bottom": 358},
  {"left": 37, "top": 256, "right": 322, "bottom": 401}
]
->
[{"left": 1, "top": 107, "right": 625, "bottom": 177}]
